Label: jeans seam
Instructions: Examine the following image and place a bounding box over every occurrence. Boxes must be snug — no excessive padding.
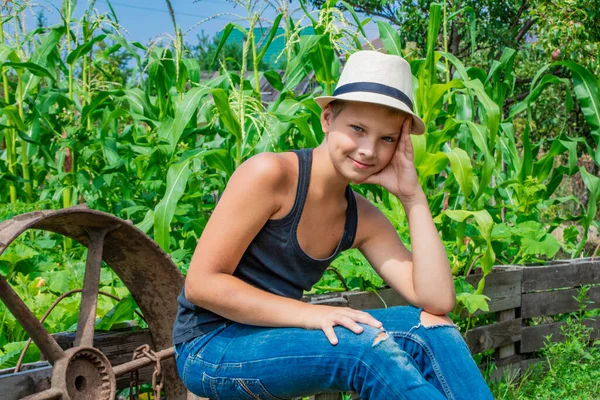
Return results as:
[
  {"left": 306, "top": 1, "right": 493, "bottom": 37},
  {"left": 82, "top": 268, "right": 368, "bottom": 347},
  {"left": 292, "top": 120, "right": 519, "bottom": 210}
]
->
[{"left": 390, "top": 331, "right": 455, "bottom": 400}]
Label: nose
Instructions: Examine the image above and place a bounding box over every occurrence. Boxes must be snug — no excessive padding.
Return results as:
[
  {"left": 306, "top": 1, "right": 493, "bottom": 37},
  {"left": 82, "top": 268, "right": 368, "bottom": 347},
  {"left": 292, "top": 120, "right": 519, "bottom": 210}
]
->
[{"left": 357, "top": 137, "right": 376, "bottom": 159}]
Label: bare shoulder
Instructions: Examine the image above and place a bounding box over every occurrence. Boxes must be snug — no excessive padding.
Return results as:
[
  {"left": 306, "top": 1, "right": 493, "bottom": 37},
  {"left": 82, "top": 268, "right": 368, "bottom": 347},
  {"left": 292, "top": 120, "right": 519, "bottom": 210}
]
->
[
  {"left": 352, "top": 191, "right": 396, "bottom": 248},
  {"left": 234, "top": 152, "right": 287, "bottom": 186}
]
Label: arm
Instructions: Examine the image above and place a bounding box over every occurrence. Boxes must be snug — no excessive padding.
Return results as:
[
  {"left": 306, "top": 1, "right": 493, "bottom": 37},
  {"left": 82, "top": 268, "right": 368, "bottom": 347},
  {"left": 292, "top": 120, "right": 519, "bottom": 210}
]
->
[
  {"left": 356, "top": 193, "right": 455, "bottom": 315},
  {"left": 185, "top": 152, "right": 313, "bottom": 328},
  {"left": 184, "top": 153, "right": 382, "bottom": 339},
  {"left": 356, "top": 118, "right": 455, "bottom": 315}
]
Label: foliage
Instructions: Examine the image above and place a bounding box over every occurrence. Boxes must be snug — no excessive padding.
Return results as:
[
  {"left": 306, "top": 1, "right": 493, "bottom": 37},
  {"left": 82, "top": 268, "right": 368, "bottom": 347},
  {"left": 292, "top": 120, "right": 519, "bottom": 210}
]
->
[{"left": 488, "top": 287, "right": 600, "bottom": 399}]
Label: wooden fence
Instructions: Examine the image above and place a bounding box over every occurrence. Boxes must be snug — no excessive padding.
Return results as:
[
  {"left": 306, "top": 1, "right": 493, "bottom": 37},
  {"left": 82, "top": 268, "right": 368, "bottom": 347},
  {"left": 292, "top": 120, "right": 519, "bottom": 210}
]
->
[{"left": 1, "top": 258, "right": 599, "bottom": 399}]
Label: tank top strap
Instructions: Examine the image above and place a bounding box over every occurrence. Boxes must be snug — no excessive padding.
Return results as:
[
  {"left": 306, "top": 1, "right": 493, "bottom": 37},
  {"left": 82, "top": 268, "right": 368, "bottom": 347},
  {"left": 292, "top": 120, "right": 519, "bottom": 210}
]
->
[
  {"left": 290, "top": 148, "right": 312, "bottom": 227},
  {"left": 340, "top": 185, "right": 358, "bottom": 251}
]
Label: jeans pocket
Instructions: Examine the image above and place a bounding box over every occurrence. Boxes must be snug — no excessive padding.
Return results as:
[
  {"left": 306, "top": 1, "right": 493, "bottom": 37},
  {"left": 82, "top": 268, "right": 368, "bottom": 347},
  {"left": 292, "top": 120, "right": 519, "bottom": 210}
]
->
[{"left": 204, "top": 373, "right": 285, "bottom": 400}]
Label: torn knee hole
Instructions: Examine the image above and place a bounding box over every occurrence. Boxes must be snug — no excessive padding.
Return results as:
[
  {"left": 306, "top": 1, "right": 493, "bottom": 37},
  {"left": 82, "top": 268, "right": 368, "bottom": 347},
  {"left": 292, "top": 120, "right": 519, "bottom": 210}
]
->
[
  {"left": 372, "top": 331, "right": 389, "bottom": 346},
  {"left": 420, "top": 311, "right": 454, "bottom": 327}
]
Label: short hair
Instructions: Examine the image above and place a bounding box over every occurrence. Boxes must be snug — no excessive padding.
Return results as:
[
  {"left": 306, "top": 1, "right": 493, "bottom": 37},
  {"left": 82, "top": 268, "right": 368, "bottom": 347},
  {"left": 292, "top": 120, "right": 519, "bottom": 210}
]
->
[{"left": 327, "top": 99, "right": 409, "bottom": 121}]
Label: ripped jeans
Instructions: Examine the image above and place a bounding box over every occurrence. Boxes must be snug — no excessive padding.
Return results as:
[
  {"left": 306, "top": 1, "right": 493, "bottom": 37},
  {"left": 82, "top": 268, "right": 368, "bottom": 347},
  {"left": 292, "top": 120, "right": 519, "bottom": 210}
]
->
[{"left": 174, "top": 305, "right": 494, "bottom": 399}]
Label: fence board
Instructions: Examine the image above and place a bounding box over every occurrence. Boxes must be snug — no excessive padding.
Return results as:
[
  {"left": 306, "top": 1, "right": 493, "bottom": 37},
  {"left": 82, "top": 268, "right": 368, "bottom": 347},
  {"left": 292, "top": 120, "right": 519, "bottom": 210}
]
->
[
  {"left": 305, "top": 267, "right": 521, "bottom": 314},
  {"left": 521, "top": 286, "right": 600, "bottom": 318},
  {"left": 465, "top": 268, "right": 522, "bottom": 315},
  {"left": 522, "top": 260, "right": 600, "bottom": 292},
  {"left": 521, "top": 317, "right": 600, "bottom": 353},
  {"left": 344, "top": 288, "right": 410, "bottom": 310},
  {"left": 465, "top": 318, "right": 521, "bottom": 354},
  {"left": 0, "top": 363, "right": 52, "bottom": 400}
]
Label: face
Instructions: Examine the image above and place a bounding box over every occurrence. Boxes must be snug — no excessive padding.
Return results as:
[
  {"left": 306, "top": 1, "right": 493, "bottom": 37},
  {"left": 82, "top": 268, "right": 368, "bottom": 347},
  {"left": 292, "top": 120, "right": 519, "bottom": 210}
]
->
[{"left": 320, "top": 101, "right": 408, "bottom": 182}]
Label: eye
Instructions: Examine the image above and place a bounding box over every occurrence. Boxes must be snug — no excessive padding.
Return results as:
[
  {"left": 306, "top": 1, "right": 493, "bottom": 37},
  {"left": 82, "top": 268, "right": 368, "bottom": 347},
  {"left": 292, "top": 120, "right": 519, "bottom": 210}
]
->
[
  {"left": 382, "top": 136, "right": 396, "bottom": 143},
  {"left": 351, "top": 125, "right": 364, "bottom": 133}
]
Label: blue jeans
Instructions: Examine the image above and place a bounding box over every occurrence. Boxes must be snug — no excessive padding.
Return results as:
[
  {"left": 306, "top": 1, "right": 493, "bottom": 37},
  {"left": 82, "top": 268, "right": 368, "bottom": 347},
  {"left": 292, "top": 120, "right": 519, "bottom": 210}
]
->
[{"left": 174, "top": 305, "right": 493, "bottom": 399}]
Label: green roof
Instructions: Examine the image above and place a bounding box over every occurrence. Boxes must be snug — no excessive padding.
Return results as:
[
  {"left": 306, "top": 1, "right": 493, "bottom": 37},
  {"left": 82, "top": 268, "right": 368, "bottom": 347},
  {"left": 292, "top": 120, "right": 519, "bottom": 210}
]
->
[{"left": 218, "top": 26, "right": 315, "bottom": 68}]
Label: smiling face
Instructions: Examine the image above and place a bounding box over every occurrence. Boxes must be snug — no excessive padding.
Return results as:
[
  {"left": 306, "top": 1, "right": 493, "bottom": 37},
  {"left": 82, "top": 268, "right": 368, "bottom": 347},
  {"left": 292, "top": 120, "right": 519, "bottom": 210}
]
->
[{"left": 320, "top": 100, "right": 409, "bottom": 182}]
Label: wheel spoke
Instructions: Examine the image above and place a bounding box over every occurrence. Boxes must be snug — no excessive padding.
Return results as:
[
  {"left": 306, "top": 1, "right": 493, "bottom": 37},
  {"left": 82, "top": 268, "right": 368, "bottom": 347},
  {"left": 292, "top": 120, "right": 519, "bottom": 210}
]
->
[
  {"left": 21, "top": 388, "right": 65, "bottom": 400},
  {"left": 74, "top": 226, "right": 117, "bottom": 348},
  {"left": 0, "top": 275, "right": 65, "bottom": 364}
]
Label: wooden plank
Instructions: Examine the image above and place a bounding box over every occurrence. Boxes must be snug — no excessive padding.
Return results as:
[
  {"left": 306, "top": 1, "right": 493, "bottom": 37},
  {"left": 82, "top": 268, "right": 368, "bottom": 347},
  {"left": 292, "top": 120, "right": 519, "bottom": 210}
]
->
[
  {"left": 521, "top": 317, "right": 600, "bottom": 353},
  {"left": 305, "top": 267, "right": 521, "bottom": 313},
  {"left": 496, "top": 309, "right": 516, "bottom": 359},
  {"left": 0, "top": 363, "right": 52, "bottom": 400},
  {"left": 460, "top": 268, "right": 522, "bottom": 317},
  {"left": 521, "top": 286, "right": 600, "bottom": 318},
  {"left": 465, "top": 318, "right": 521, "bottom": 354},
  {"left": 344, "top": 288, "right": 409, "bottom": 310},
  {"left": 522, "top": 260, "right": 600, "bottom": 292}
]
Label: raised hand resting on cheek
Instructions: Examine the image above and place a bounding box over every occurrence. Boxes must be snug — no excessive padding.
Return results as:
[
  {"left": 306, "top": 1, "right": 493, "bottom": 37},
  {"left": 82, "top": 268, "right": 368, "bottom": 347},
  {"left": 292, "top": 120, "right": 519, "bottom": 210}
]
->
[{"left": 356, "top": 118, "right": 422, "bottom": 203}]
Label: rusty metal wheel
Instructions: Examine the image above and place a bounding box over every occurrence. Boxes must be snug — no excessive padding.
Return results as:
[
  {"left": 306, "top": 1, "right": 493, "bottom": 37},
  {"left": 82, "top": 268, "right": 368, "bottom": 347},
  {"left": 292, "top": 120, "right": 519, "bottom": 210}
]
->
[{"left": 0, "top": 205, "right": 187, "bottom": 400}]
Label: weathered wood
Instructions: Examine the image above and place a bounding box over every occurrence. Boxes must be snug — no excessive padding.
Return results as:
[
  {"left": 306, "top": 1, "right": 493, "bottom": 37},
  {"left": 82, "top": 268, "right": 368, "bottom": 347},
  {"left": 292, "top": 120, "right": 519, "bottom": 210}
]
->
[
  {"left": 304, "top": 267, "right": 522, "bottom": 315},
  {"left": 465, "top": 318, "right": 521, "bottom": 354},
  {"left": 521, "top": 317, "right": 600, "bottom": 353},
  {"left": 0, "top": 363, "right": 52, "bottom": 400},
  {"left": 521, "top": 286, "right": 600, "bottom": 318},
  {"left": 522, "top": 260, "right": 600, "bottom": 293},
  {"left": 344, "top": 288, "right": 409, "bottom": 310},
  {"left": 464, "top": 268, "right": 522, "bottom": 316},
  {"left": 496, "top": 309, "right": 517, "bottom": 359}
]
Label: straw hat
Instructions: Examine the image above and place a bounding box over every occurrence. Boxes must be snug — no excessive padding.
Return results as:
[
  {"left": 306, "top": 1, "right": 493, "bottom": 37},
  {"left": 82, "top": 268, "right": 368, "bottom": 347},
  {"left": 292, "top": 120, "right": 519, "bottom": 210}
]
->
[{"left": 315, "top": 50, "right": 426, "bottom": 135}]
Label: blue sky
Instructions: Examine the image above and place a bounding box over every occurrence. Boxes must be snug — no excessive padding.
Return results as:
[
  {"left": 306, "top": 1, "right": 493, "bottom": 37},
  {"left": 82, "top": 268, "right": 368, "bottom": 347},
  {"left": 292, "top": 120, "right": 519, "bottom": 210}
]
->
[{"left": 29, "top": 1, "right": 380, "bottom": 45}]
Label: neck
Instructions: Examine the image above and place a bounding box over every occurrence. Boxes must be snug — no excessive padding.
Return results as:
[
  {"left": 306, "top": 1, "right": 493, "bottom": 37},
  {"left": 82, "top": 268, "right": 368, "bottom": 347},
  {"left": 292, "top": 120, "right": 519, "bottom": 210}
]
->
[{"left": 310, "top": 144, "right": 350, "bottom": 200}]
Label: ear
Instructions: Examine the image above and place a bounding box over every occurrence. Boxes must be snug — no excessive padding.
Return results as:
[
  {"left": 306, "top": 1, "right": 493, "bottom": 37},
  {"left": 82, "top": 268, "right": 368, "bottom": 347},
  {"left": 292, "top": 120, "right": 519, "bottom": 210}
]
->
[{"left": 320, "top": 105, "right": 333, "bottom": 134}]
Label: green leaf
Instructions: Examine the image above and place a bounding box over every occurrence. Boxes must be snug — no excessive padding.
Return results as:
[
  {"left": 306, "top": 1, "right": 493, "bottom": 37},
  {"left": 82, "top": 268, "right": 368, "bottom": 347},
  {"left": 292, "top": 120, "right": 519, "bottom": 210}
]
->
[
  {"left": 416, "top": 151, "right": 448, "bottom": 180},
  {"left": 456, "top": 292, "right": 490, "bottom": 314},
  {"left": 264, "top": 70, "right": 283, "bottom": 92},
  {"left": 154, "top": 159, "right": 192, "bottom": 251},
  {"left": 209, "top": 23, "right": 234, "bottom": 70},
  {"left": 66, "top": 34, "right": 106, "bottom": 64},
  {"left": 445, "top": 147, "right": 473, "bottom": 200},
  {"left": 521, "top": 234, "right": 561, "bottom": 258},
  {"left": 2, "top": 62, "right": 55, "bottom": 81},
  {"left": 212, "top": 89, "right": 242, "bottom": 141},
  {"left": 136, "top": 209, "right": 155, "bottom": 234},
  {"left": 376, "top": 21, "right": 402, "bottom": 56},
  {"left": 182, "top": 58, "right": 200, "bottom": 85},
  {"left": 0, "top": 44, "right": 20, "bottom": 63},
  {"left": 256, "top": 14, "right": 283, "bottom": 64},
  {"left": 95, "top": 294, "right": 136, "bottom": 331}
]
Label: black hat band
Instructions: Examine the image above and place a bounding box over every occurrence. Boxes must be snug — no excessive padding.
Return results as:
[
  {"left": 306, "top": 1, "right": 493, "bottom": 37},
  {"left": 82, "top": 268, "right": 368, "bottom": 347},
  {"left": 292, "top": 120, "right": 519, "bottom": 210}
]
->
[{"left": 332, "top": 82, "right": 413, "bottom": 112}]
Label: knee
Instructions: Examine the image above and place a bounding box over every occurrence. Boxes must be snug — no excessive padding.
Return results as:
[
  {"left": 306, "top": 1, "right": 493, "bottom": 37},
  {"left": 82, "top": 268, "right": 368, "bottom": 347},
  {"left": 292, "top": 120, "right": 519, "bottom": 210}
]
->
[{"left": 420, "top": 311, "right": 454, "bottom": 327}]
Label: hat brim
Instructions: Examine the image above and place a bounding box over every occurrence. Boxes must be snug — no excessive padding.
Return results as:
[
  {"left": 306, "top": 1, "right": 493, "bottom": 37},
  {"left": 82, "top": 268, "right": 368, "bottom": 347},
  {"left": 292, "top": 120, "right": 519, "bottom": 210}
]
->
[{"left": 314, "top": 93, "right": 426, "bottom": 135}]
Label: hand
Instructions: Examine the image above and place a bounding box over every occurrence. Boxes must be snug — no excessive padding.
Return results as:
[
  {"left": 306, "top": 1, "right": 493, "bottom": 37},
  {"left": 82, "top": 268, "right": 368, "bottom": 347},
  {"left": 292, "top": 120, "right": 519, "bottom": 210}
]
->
[
  {"left": 302, "top": 305, "right": 384, "bottom": 346},
  {"left": 359, "top": 118, "right": 422, "bottom": 201}
]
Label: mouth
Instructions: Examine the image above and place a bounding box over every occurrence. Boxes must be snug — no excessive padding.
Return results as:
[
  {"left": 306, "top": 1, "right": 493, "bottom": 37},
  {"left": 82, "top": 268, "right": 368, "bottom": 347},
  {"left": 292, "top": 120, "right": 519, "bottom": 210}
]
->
[{"left": 349, "top": 157, "right": 373, "bottom": 169}]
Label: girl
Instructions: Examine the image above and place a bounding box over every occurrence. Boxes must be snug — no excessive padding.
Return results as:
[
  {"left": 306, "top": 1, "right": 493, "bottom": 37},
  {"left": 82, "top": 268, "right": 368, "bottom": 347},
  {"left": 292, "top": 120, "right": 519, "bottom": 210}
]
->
[{"left": 172, "top": 50, "right": 494, "bottom": 399}]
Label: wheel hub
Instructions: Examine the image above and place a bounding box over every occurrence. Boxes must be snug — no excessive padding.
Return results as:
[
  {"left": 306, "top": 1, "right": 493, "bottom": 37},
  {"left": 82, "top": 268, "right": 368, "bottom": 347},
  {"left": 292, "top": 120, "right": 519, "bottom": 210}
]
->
[{"left": 53, "top": 347, "right": 115, "bottom": 400}]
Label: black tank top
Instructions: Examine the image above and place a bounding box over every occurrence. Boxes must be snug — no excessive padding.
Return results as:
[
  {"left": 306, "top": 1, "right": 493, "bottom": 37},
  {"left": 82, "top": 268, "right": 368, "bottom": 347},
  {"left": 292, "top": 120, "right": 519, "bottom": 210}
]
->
[{"left": 172, "top": 148, "right": 358, "bottom": 345}]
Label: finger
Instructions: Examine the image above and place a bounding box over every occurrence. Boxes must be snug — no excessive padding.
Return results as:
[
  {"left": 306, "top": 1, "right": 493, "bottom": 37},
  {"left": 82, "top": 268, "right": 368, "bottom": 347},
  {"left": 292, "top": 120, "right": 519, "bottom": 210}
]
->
[
  {"left": 337, "top": 315, "right": 364, "bottom": 334},
  {"left": 351, "top": 311, "right": 384, "bottom": 329},
  {"left": 322, "top": 323, "right": 339, "bottom": 346}
]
